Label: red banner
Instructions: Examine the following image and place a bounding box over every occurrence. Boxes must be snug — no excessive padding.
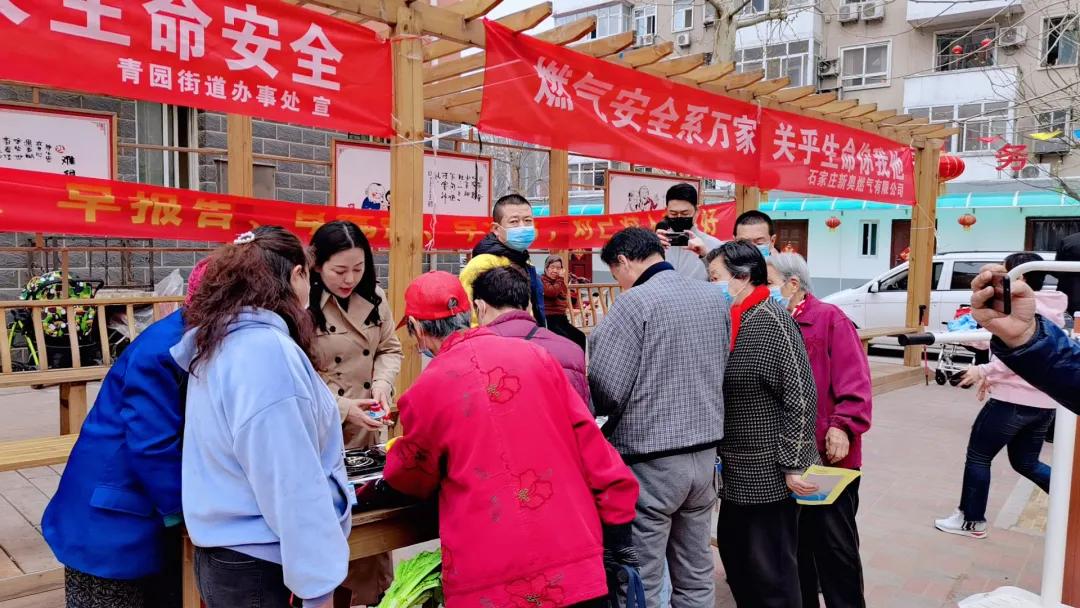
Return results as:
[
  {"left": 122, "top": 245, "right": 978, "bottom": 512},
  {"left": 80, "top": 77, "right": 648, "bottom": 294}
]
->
[
  {"left": 0, "top": 168, "right": 734, "bottom": 250},
  {"left": 0, "top": 0, "right": 393, "bottom": 137},
  {"left": 479, "top": 21, "right": 761, "bottom": 185},
  {"left": 758, "top": 109, "right": 915, "bottom": 205}
]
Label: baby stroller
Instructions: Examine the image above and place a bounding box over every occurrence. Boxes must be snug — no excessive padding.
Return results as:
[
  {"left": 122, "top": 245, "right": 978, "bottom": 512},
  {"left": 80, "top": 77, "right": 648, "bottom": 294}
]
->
[
  {"left": 5, "top": 271, "right": 104, "bottom": 370},
  {"left": 934, "top": 305, "right": 982, "bottom": 386}
]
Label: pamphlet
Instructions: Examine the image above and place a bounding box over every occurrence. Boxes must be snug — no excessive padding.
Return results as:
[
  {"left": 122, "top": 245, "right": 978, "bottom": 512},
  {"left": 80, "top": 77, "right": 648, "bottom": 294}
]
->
[{"left": 793, "top": 465, "right": 861, "bottom": 506}]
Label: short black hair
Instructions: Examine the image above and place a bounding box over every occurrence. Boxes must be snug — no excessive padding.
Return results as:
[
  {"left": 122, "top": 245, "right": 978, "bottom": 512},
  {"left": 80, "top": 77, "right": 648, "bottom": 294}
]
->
[
  {"left": 1005, "top": 252, "right": 1046, "bottom": 291},
  {"left": 492, "top": 193, "right": 531, "bottom": 223},
  {"left": 734, "top": 210, "right": 775, "bottom": 237},
  {"left": 666, "top": 183, "right": 699, "bottom": 207},
  {"left": 471, "top": 265, "right": 531, "bottom": 311},
  {"left": 601, "top": 227, "right": 664, "bottom": 266},
  {"left": 705, "top": 240, "right": 768, "bottom": 286}
]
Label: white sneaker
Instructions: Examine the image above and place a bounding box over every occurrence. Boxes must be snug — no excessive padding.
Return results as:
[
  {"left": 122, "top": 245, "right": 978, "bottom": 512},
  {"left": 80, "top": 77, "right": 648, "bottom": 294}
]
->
[{"left": 935, "top": 509, "right": 988, "bottom": 539}]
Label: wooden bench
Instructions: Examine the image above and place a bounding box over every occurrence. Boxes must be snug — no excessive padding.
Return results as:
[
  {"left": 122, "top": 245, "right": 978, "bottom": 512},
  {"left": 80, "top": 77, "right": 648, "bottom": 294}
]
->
[
  {"left": 0, "top": 435, "right": 78, "bottom": 473},
  {"left": 0, "top": 367, "right": 108, "bottom": 435},
  {"left": 857, "top": 326, "right": 919, "bottom": 354}
]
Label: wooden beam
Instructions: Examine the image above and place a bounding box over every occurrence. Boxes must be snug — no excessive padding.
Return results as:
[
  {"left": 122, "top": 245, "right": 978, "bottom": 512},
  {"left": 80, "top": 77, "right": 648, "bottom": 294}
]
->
[
  {"left": 606, "top": 41, "right": 675, "bottom": 67},
  {"left": 747, "top": 77, "right": 790, "bottom": 97},
  {"left": 910, "top": 123, "right": 949, "bottom": 135},
  {"left": 789, "top": 92, "right": 837, "bottom": 109},
  {"left": 863, "top": 109, "right": 898, "bottom": 123},
  {"left": 226, "top": 115, "right": 253, "bottom": 197},
  {"left": 904, "top": 144, "right": 940, "bottom": 367},
  {"left": 734, "top": 185, "right": 763, "bottom": 218},
  {"left": 444, "top": 0, "right": 507, "bottom": 19},
  {"left": 766, "top": 84, "right": 815, "bottom": 103},
  {"left": 705, "top": 69, "right": 764, "bottom": 92},
  {"left": 422, "top": 20, "right": 613, "bottom": 84},
  {"left": 436, "top": 89, "right": 482, "bottom": 109},
  {"left": 389, "top": 5, "right": 425, "bottom": 394},
  {"left": 638, "top": 53, "right": 707, "bottom": 77},
  {"left": 425, "top": 103, "right": 481, "bottom": 124},
  {"left": 298, "top": 0, "right": 405, "bottom": 25},
  {"left": 425, "top": 72, "right": 483, "bottom": 100},
  {"left": 422, "top": 2, "right": 553, "bottom": 62},
  {"left": 880, "top": 114, "right": 916, "bottom": 126},
  {"left": 671, "top": 61, "right": 735, "bottom": 85},
  {"left": 923, "top": 126, "right": 960, "bottom": 138},
  {"left": 816, "top": 99, "right": 859, "bottom": 115},
  {"left": 890, "top": 117, "right": 931, "bottom": 130},
  {"left": 841, "top": 103, "right": 878, "bottom": 119}
]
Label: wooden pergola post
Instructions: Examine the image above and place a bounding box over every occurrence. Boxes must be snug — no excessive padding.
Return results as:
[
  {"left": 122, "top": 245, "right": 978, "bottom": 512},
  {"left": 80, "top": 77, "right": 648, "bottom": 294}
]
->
[
  {"left": 389, "top": 6, "right": 426, "bottom": 395},
  {"left": 226, "top": 115, "right": 254, "bottom": 197},
  {"left": 549, "top": 148, "right": 570, "bottom": 268},
  {"left": 734, "top": 185, "right": 764, "bottom": 220},
  {"left": 903, "top": 143, "right": 940, "bottom": 367}
]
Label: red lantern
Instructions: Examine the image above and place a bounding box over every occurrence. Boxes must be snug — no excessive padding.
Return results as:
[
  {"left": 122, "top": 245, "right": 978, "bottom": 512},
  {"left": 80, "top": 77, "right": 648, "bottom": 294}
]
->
[
  {"left": 980, "top": 37, "right": 992, "bottom": 48},
  {"left": 958, "top": 213, "right": 977, "bottom": 231},
  {"left": 952, "top": 44, "right": 964, "bottom": 55},
  {"left": 899, "top": 246, "right": 911, "bottom": 262},
  {"left": 782, "top": 243, "right": 797, "bottom": 253},
  {"left": 825, "top": 216, "right": 842, "bottom": 232},
  {"left": 938, "top": 154, "right": 966, "bottom": 182}
]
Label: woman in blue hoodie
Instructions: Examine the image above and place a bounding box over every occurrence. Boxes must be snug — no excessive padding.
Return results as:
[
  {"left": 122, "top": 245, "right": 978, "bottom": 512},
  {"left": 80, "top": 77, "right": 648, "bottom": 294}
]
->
[{"left": 172, "top": 226, "right": 352, "bottom": 608}]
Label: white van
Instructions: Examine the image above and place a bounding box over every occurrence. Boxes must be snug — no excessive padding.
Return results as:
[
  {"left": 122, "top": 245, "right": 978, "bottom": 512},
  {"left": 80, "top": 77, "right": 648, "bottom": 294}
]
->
[{"left": 822, "top": 251, "right": 1057, "bottom": 331}]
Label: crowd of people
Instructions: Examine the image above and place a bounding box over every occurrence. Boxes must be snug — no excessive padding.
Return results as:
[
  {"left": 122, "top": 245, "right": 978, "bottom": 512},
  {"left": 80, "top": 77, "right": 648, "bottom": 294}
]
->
[{"left": 38, "top": 180, "right": 1074, "bottom": 608}]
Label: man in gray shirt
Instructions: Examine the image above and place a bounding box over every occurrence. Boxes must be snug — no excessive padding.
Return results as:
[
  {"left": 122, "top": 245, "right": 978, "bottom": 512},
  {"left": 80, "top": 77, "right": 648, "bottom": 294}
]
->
[
  {"left": 655, "top": 183, "right": 723, "bottom": 281},
  {"left": 589, "top": 227, "right": 730, "bottom": 607}
]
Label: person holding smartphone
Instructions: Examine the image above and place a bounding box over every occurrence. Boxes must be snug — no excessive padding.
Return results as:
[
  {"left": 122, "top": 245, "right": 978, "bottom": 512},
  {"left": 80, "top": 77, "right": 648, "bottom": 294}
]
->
[
  {"left": 308, "top": 221, "right": 402, "bottom": 606},
  {"left": 654, "top": 183, "right": 722, "bottom": 281}
]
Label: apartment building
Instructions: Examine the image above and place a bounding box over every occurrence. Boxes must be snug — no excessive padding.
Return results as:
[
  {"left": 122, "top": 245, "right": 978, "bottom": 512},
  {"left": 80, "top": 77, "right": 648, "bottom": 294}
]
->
[{"left": 552, "top": 0, "right": 1080, "bottom": 184}]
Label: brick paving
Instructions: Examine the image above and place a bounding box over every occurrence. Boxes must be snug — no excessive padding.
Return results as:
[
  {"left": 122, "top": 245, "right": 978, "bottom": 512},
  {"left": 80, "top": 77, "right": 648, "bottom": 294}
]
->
[{"left": 0, "top": 380, "right": 1052, "bottom": 608}]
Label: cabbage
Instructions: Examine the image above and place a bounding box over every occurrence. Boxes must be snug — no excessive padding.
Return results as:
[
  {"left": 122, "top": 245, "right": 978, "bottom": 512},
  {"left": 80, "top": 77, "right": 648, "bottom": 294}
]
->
[{"left": 377, "top": 549, "right": 443, "bottom": 608}]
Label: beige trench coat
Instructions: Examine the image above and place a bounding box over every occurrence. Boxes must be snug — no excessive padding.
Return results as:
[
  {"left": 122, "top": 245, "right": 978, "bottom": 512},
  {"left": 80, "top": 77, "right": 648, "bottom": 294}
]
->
[{"left": 313, "top": 287, "right": 402, "bottom": 605}]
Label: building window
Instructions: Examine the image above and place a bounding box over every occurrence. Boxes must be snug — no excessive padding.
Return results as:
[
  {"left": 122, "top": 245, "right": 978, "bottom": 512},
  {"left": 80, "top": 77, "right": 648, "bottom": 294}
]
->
[
  {"left": 1038, "top": 109, "right": 1072, "bottom": 136},
  {"left": 840, "top": 42, "right": 890, "bottom": 89},
  {"left": 739, "top": 0, "right": 768, "bottom": 17},
  {"left": 1043, "top": 16, "right": 1079, "bottom": 67},
  {"left": 554, "top": 3, "right": 631, "bottom": 40},
  {"left": 935, "top": 28, "right": 996, "bottom": 71},
  {"left": 136, "top": 102, "right": 197, "bottom": 189},
  {"left": 1026, "top": 217, "right": 1080, "bottom": 251},
  {"left": 907, "top": 102, "right": 1010, "bottom": 153},
  {"left": 569, "top": 161, "right": 609, "bottom": 190},
  {"left": 673, "top": 0, "right": 694, "bottom": 32},
  {"left": 633, "top": 5, "right": 656, "bottom": 44},
  {"left": 736, "top": 40, "right": 812, "bottom": 87},
  {"left": 860, "top": 221, "right": 878, "bottom": 256}
]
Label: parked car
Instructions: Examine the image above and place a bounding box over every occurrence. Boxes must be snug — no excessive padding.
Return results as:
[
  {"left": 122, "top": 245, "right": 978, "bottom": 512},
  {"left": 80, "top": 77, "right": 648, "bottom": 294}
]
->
[{"left": 823, "top": 251, "right": 1057, "bottom": 332}]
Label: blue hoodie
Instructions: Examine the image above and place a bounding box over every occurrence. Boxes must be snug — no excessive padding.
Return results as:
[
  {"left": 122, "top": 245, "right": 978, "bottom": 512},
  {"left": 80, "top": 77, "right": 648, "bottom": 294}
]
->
[{"left": 171, "top": 309, "right": 353, "bottom": 603}]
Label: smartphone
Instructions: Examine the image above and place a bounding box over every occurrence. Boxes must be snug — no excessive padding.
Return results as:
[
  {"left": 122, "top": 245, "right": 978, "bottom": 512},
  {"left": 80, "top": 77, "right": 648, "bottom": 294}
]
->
[
  {"left": 988, "top": 272, "right": 1012, "bottom": 315},
  {"left": 668, "top": 231, "right": 690, "bottom": 247}
]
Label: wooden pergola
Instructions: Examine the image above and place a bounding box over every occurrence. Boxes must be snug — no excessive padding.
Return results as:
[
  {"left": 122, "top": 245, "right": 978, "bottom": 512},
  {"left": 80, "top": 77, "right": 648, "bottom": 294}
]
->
[{"left": 262, "top": 0, "right": 960, "bottom": 392}]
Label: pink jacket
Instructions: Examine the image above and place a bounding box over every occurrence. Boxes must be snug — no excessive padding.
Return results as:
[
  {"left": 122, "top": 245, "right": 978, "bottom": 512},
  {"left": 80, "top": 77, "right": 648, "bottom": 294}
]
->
[
  {"left": 384, "top": 328, "right": 639, "bottom": 607},
  {"left": 485, "top": 310, "right": 590, "bottom": 407},
  {"left": 978, "top": 291, "right": 1067, "bottom": 409},
  {"left": 794, "top": 294, "right": 873, "bottom": 470}
]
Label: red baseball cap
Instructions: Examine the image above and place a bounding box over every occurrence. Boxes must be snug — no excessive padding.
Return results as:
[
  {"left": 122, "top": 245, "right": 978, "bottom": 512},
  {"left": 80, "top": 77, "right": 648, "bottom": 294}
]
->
[{"left": 396, "top": 271, "right": 471, "bottom": 330}]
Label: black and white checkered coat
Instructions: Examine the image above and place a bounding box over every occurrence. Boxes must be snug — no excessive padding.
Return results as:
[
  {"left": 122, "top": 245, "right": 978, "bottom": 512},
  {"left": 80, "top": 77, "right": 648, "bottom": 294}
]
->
[
  {"left": 720, "top": 298, "right": 820, "bottom": 505},
  {"left": 588, "top": 269, "right": 731, "bottom": 457}
]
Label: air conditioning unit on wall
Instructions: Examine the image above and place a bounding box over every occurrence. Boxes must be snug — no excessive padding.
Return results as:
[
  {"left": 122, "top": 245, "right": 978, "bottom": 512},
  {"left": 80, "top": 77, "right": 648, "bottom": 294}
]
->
[
  {"left": 1015, "top": 163, "right": 1051, "bottom": 179},
  {"left": 636, "top": 33, "right": 655, "bottom": 47},
  {"left": 676, "top": 32, "right": 692, "bottom": 47},
  {"left": 818, "top": 58, "right": 839, "bottom": 76},
  {"left": 1000, "top": 26, "right": 1026, "bottom": 47},
  {"left": 861, "top": 1, "right": 885, "bottom": 21},
  {"left": 838, "top": 3, "right": 860, "bottom": 23}
]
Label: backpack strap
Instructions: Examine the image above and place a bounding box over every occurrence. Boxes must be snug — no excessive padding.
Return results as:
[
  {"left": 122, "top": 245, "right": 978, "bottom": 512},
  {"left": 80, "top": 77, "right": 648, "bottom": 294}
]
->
[{"left": 523, "top": 326, "right": 541, "bottom": 341}]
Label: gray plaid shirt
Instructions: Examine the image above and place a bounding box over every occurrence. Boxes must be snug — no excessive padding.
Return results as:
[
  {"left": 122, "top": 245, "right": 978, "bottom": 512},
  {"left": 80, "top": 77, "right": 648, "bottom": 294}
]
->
[{"left": 588, "top": 267, "right": 731, "bottom": 457}]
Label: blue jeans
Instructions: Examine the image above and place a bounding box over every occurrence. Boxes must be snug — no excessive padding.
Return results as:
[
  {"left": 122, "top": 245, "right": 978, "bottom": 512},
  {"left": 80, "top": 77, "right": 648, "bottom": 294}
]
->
[
  {"left": 959, "top": 398, "right": 1053, "bottom": 523},
  {"left": 194, "top": 547, "right": 291, "bottom": 608}
]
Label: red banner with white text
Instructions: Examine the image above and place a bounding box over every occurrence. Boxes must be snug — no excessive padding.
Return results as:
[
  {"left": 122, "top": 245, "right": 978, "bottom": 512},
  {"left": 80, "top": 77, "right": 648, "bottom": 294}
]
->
[
  {"left": 757, "top": 109, "right": 915, "bottom": 204},
  {"left": 0, "top": 0, "right": 393, "bottom": 137},
  {"left": 0, "top": 169, "right": 735, "bottom": 249},
  {"left": 478, "top": 21, "right": 762, "bottom": 184}
]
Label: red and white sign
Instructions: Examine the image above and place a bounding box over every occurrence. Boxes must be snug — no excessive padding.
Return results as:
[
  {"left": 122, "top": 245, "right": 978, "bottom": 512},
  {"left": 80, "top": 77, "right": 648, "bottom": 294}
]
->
[
  {"left": 479, "top": 20, "right": 761, "bottom": 184},
  {"left": 758, "top": 109, "right": 915, "bottom": 205},
  {"left": 0, "top": 0, "right": 393, "bottom": 137}
]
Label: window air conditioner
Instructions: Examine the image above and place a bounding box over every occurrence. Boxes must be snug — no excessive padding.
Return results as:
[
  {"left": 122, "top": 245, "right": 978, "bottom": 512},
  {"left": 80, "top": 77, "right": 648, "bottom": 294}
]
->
[
  {"left": 818, "top": 58, "right": 839, "bottom": 76},
  {"left": 838, "top": 3, "right": 860, "bottom": 23},
  {"left": 676, "top": 32, "right": 692, "bottom": 47},
  {"left": 860, "top": 1, "right": 885, "bottom": 21},
  {"left": 637, "top": 33, "right": 655, "bottom": 46},
  {"left": 1016, "top": 163, "right": 1051, "bottom": 179},
  {"left": 1000, "top": 26, "right": 1026, "bottom": 47}
]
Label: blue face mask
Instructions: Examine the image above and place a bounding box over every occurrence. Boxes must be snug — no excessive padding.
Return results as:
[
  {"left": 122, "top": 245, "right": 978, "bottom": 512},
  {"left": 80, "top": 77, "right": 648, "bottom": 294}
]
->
[
  {"left": 715, "top": 280, "right": 733, "bottom": 304},
  {"left": 757, "top": 244, "right": 772, "bottom": 259},
  {"left": 505, "top": 226, "right": 537, "bottom": 251},
  {"left": 769, "top": 286, "right": 790, "bottom": 308}
]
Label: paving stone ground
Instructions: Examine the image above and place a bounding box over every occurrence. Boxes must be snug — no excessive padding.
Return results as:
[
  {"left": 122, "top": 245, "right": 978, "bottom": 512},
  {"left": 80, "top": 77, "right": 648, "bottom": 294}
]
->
[{"left": 0, "top": 378, "right": 1052, "bottom": 607}]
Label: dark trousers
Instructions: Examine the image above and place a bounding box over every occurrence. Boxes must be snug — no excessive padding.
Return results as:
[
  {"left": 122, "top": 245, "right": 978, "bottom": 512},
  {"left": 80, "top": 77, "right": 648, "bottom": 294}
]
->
[
  {"left": 959, "top": 398, "right": 1053, "bottom": 522},
  {"left": 546, "top": 313, "right": 588, "bottom": 352},
  {"left": 718, "top": 498, "right": 802, "bottom": 608},
  {"left": 797, "top": 478, "right": 865, "bottom": 608},
  {"left": 64, "top": 527, "right": 182, "bottom": 608},
  {"left": 195, "top": 547, "right": 293, "bottom": 608}
]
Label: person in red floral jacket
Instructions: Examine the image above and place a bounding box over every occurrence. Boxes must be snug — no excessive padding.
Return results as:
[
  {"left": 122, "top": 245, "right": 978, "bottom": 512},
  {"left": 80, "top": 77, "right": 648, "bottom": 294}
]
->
[{"left": 356, "top": 271, "right": 640, "bottom": 607}]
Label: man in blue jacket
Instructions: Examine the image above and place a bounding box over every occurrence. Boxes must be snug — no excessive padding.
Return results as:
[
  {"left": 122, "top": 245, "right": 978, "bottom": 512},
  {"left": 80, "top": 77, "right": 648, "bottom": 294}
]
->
[
  {"left": 42, "top": 258, "right": 208, "bottom": 608},
  {"left": 972, "top": 264, "right": 1079, "bottom": 413}
]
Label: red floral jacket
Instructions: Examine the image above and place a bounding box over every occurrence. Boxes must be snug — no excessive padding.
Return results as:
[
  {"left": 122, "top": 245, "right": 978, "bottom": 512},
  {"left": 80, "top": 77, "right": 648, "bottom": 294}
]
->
[{"left": 384, "top": 328, "right": 639, "bottom": 607}]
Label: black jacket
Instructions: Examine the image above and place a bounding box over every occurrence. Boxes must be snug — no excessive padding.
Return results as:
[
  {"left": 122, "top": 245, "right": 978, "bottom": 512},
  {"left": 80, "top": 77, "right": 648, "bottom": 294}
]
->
[
  {"left": 471, "top": 234, "right": 546, "bottom": 326},
  {"left": 1055, "top": 233, "right": 1080, "bottom": 315}
]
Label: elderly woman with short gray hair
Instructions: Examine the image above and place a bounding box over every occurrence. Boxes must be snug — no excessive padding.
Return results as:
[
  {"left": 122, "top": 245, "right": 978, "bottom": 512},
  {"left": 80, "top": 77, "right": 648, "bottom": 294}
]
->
[
  {"left": 768, "top": 252, "right": 872, "bottom": 608},
  {"left": 705, "top": 240, "right": 819, "bottom": 608}
]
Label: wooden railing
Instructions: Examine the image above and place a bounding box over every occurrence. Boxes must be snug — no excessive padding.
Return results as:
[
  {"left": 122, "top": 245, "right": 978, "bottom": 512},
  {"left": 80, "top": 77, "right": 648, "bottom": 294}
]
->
[
  {"left": 0, "top": 245, "right": 213, "bottom": 295},
  {"left": 568, "top": 283, "right": 621, "bottom": 331}
]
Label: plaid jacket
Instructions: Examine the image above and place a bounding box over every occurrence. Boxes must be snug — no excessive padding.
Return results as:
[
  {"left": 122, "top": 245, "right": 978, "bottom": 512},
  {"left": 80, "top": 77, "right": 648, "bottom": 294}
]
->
[
  {"left": 720, "top": 299, "right": 820, "bottom": 505},
  {"left": 588, "top": 268, "right": 730, "bottom": 458}
]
